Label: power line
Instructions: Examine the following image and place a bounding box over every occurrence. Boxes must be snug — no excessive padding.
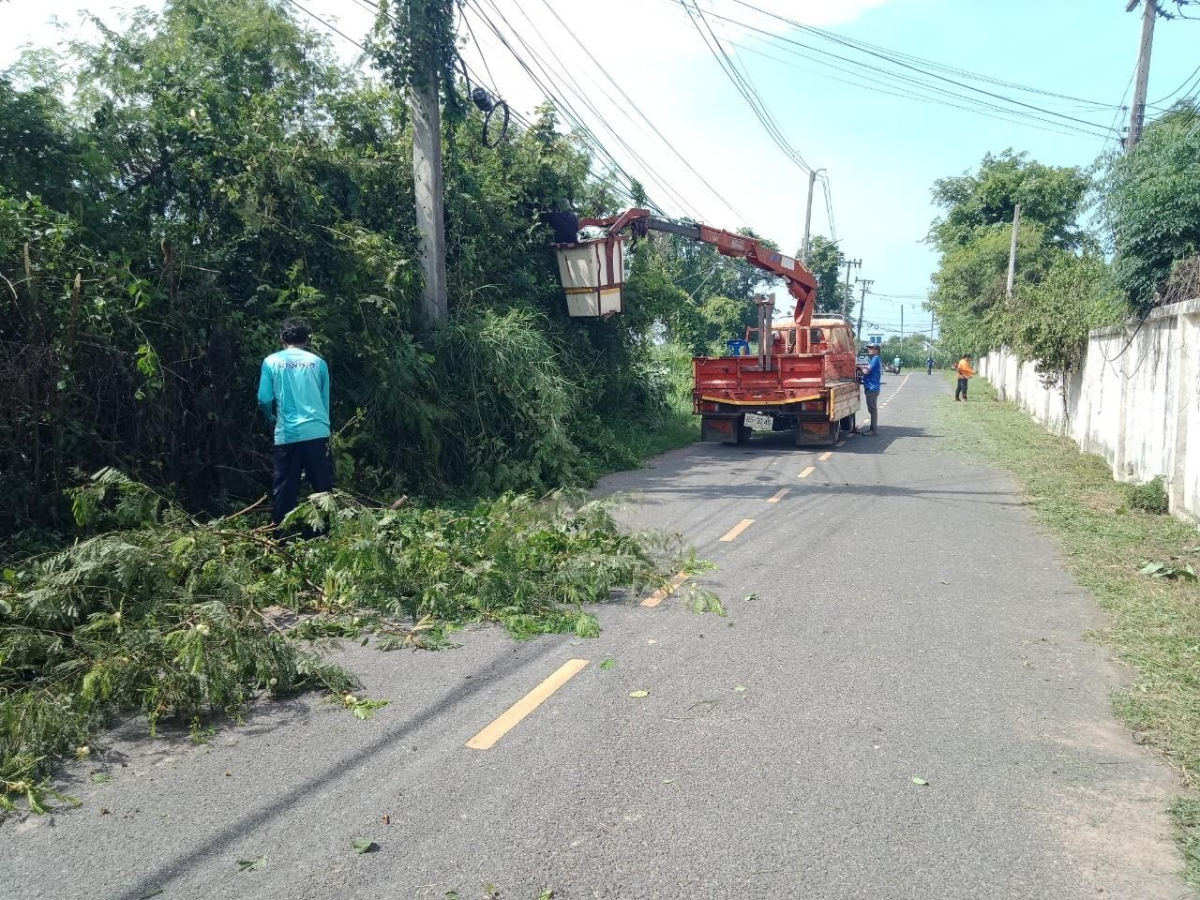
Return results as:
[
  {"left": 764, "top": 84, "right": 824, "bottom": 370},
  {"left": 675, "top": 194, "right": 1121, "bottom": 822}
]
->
[
  {"left": 467, "top": 0, "right": 691, "bottom": 213},
  {"left": 660, "top": 1, "right": 1118, "bottom": 139},
  {"left": 535, "top": 0, "right": 750, "bottom": 223},
  {"left": 820, "top": 176, "right": 837, "bottom": 244},
  {"left": 724, "top": 37, "right": 1117, "bottom": 141},
  {"left": 681, "top": 0, "right": 814, "bottom": 173},
  {"left": 282, "top": 0, "right": 366, "bottom": 50},
  {"left": 490, "top": 0, "right": 709, "bottom": 219},
  {"left": 724, "top": 0, "right": 1124, "bottom": 130},
  {"left": 476, "top": 0, "right": 707, "bottom": 217}
]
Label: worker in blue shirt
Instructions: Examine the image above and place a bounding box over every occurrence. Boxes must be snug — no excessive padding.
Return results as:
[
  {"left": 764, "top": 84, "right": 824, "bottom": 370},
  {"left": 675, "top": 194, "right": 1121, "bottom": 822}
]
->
[
  {"left": 858, "top": 344, "right": 882, "bottom": 436},
  {"left": 257, "top": 317, "right": 332, "bottom": 526}
]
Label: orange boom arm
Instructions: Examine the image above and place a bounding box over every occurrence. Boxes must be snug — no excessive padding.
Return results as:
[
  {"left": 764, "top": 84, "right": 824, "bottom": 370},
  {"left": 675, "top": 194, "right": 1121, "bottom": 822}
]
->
[{"left": 577, "top": 208, "right": 819, "bottom": 325}]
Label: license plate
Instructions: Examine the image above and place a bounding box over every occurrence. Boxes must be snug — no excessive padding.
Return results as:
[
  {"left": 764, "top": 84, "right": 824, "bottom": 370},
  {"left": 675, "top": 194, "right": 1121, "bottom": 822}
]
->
[{"left": 744, "top": 413, "right": 774, "bottom": 431}]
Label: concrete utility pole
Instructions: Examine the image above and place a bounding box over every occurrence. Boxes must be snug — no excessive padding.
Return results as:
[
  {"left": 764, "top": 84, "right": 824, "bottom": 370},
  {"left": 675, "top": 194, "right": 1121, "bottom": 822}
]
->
[
  {"left": 800, "top": 168, "right": 825, "bottom": 265},
  {"left": 410, "top": 1, "right": 449, "bottom": 330},
  {"left": 1127, "top": 0, "right": 1158, "bottom": 152},
  {"left": 841, "top": 256, "right": 862, "bottom": 319},
  {"left": 1006, "top": 203, "right": 1021, "bottom": 301},
  {"left": 855, "top": 278, "right": 874, "bottom": 340},
  {"left": 900, "top": 305, "right": 905, "bottom": 343}
]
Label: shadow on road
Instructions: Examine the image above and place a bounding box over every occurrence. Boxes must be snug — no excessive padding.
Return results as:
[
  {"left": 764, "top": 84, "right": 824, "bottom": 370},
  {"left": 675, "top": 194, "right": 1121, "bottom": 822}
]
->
[{"left": 110, "top": 638, "right": 566, "bottom": 900}]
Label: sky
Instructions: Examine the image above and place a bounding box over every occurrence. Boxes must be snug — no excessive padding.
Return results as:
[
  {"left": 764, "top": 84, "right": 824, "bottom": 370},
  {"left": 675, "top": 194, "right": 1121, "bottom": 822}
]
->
[{"left": 2, "top": 0, "right": 1198, "bottom": 337}]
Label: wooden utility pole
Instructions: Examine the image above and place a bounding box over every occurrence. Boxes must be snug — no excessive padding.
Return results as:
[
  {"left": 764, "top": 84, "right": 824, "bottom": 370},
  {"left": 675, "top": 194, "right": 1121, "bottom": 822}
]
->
[
  {"left": 1127, "top": 0, "right": 1158, "bottom": 152},
  {"left": 855, "top": 278, "right": 874, "bottom": 339},
  {"left": 900, "top": 305, "right": 905, "bottom": 343},
  {"left": 410, "top": 2, "right": 448, "bottom": 330},
  {"left": 800, "top": 168, "right": 824, "bottom": 265},
  {"left": 841, "top": 256, "right": 862, "bottom": 319},
  {"left": 1006, "top": 203, "right": 1021, "bottom": 301}
]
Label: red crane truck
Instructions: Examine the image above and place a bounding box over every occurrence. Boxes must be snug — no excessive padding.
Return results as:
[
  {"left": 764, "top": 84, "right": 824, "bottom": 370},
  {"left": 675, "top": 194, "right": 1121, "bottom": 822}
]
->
[{"left": 553, "top": 208, "right": 861, "bottom": 447}]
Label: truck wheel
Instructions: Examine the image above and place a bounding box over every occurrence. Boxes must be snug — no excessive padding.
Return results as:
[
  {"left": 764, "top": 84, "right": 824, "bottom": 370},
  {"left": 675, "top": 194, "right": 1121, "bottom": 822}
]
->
[
  {"left": 840, "top": 414, "right": 856, "bottom": 434},
  {"left": 733, "top": 424, "right": 751, "bottom": 445}
]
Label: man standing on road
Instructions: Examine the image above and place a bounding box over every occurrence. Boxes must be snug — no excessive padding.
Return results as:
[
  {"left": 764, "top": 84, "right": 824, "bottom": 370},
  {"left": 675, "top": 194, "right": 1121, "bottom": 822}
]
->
[
  {"left": 955, "top": 353, "right": 975, "bottom": 402},
  {"left": 257, "top": 317, "right": 333, "bottom": 526},
  {"left": 926, "top": 354, "right": 934, "bottom": 375},
  {"left": 858, "top": 344, "right": 882, "bottom": 436}
]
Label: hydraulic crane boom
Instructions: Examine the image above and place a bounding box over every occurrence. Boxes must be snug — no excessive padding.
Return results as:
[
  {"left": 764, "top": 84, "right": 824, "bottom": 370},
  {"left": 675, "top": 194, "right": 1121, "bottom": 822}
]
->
[{"left": 576, "top": 208, "right": 819, "bottom": 324}]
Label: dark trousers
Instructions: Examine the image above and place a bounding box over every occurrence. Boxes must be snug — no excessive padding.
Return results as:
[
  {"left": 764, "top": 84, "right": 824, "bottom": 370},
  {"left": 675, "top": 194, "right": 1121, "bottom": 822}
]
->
[
  {"left": 273, "top": 437, "right": 333, "bottom": 525},
  {"left": 865, "top": 390, "right": 879, "bottom": 432},
  {"left": 927, "top": 363, "right": 933, "bottom": 374},
  {"left": 955, "top": 377, "right": 969, "bottom": 400}
]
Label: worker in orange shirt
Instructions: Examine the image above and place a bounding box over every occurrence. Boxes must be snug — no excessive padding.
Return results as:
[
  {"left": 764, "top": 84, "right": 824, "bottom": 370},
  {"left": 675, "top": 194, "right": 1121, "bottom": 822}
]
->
[{"left": 954, "top": 353, "right": 975, "bottom": 401}]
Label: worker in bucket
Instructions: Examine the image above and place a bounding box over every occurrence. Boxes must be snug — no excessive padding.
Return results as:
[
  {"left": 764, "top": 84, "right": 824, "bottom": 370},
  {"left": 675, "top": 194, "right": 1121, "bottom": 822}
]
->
[{"left": 857, "top": 344, "right": 881, "bottom": 436}]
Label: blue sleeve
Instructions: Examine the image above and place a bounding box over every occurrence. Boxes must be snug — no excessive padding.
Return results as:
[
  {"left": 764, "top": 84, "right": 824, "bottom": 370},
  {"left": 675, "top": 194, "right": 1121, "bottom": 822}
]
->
[
  {"left": 870, "top": 358, "right": 881, "bottom": 378},
  {"left": 256, "top": 361, "right": 275, "bottom": 423}
]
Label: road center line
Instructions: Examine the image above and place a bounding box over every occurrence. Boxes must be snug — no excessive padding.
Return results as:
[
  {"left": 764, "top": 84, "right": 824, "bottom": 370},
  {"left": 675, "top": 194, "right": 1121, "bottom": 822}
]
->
[
  {"left": 466, "top": 658, "right": 590, "bottom": 751},
  {"left": 798, "top": 466, "right": 816, "bottom": 479},
  {"left": 720, "top": 519, "right": 755, "bottom": 541},
  {"left": 767, "top": 488, "right": 790, "bottom": 504},
  {"left": 818, "top": 451, "right": 833, "bottom": 461},
  {"left": 641, "top": 572, "right": 690, "bottom": 607}
]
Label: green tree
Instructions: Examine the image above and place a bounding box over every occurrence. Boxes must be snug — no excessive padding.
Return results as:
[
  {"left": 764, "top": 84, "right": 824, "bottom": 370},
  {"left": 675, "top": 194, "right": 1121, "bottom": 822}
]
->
[
  {"left": 926, "top": 150, "right": 1111, "bottom": 366},
  {"left": 0, "top": 0, "right": 671, "bottom": 533},
  {"left": 1100, "top": 101, "right": 1200, "bottom": 311},
  {"left": 929, "top": 149, "right": 1090, "bottom": 252},
  {"left": 803, "top": 235, "right": 854, "bottom": 317}
]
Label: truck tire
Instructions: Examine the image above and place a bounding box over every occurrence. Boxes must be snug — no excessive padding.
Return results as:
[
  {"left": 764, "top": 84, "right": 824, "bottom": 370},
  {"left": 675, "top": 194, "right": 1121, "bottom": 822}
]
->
[
  {"left": 733, "top": 424, "right": 751, "bottom": 445},
  {"left": 840, "top": 414, "right": 856, "bottom": 434}
]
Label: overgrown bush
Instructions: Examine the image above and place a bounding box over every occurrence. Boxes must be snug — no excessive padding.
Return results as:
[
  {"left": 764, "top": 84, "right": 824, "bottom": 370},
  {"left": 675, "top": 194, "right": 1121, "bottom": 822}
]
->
[
  {"left": 1, "top": 469, "right": 697, "bottom": 813},
  {"left": 1100, "top": 101, "right": 1200, "bottom": 312},
  {"left": 0, "top": 0, "right": 712, "bottom": 542},
  {"left": 1128, "top": 476, "right": 1170, "bottom": 515}
]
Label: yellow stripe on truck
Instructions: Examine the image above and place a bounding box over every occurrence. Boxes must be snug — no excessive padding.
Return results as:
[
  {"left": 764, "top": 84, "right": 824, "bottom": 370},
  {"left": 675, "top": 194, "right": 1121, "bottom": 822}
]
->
[{"left": 699, "top": 394, "right": 822, "bottom": 406}]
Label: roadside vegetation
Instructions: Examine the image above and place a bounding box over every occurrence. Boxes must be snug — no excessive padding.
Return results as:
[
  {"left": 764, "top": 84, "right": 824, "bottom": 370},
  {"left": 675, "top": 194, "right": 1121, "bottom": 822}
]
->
[
  {"left": 0, "top": 0, "right": 762, "bottom": 813},
  {"left": 937, "top": 380, "right": 1200, "bottom": 887},
  {"left": 928, "top": 101, "right": 1199, "bottom": 378}
]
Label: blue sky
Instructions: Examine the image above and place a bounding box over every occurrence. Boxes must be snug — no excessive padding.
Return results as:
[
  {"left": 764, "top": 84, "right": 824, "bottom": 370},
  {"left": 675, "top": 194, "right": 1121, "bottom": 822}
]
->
[{"left": 3, "top": 0, "right": 1197, "bottom": 337}]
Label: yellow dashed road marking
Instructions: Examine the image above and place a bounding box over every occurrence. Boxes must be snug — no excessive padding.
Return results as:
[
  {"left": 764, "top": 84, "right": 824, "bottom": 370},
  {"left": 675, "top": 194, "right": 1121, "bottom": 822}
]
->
[
  {"left": 818, "top": 451, "right": 833, "bottom": 461},
  {"left": 767, "top": 488, "right": 790, "bottom": 504},
  {"left": 641, "top": 572, "right": 690, "bottom": 607},
  {"left": 466, "top": 659, "right": 590, "bottom": 750},
  {"left": 720, "top": 519, "right": 755, "bottom": 541},
  {"left": 798, "top": 466, "right": 816, "bottom": 479}
]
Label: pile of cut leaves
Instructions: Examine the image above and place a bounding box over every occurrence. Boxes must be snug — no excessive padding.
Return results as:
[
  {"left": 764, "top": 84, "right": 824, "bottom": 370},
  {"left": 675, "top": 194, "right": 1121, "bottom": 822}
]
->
[{"left": 1, "top": 470, "right": 701, "bottom": 813}]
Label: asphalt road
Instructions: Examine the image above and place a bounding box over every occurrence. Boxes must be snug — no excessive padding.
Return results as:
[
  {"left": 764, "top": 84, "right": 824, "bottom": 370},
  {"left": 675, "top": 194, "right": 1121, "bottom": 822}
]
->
[{"left": 4, "top": 373, "right": 1185, "bottom": 900}]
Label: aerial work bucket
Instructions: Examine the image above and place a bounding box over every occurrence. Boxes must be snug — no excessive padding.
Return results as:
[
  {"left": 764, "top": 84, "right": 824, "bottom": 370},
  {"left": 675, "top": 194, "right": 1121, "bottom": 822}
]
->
[{"left": 555, "top": 235, "right": 625, "bottom": 317}]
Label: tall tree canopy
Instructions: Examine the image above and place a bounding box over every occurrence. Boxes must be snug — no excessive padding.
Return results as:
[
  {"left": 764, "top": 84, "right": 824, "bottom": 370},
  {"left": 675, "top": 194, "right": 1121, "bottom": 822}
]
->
[
  {"left": 927, "top": 150, "right": 1112, "bottom": 372},
  {"left": 1100, "top": 101, "right": 1200, "bottom": 311}
]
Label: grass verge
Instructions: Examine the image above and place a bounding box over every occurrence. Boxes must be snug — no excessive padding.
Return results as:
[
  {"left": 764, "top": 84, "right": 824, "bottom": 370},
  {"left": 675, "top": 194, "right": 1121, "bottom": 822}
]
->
[{"left": 936, "top": 376, "right": 1200, "bottom": 887}]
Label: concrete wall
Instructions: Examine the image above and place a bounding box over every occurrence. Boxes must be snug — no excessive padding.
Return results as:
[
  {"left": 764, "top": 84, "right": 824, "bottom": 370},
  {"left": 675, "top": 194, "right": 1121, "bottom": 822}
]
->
[{"left": 976, "top": 298, "right": 1200, "bottom": 522}]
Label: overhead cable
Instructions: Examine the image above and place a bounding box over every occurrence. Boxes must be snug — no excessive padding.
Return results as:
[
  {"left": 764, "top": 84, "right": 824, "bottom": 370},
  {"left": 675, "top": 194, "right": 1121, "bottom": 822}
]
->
[{"left": 536, "top": 0, "right": 751, "bottom": 223}]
